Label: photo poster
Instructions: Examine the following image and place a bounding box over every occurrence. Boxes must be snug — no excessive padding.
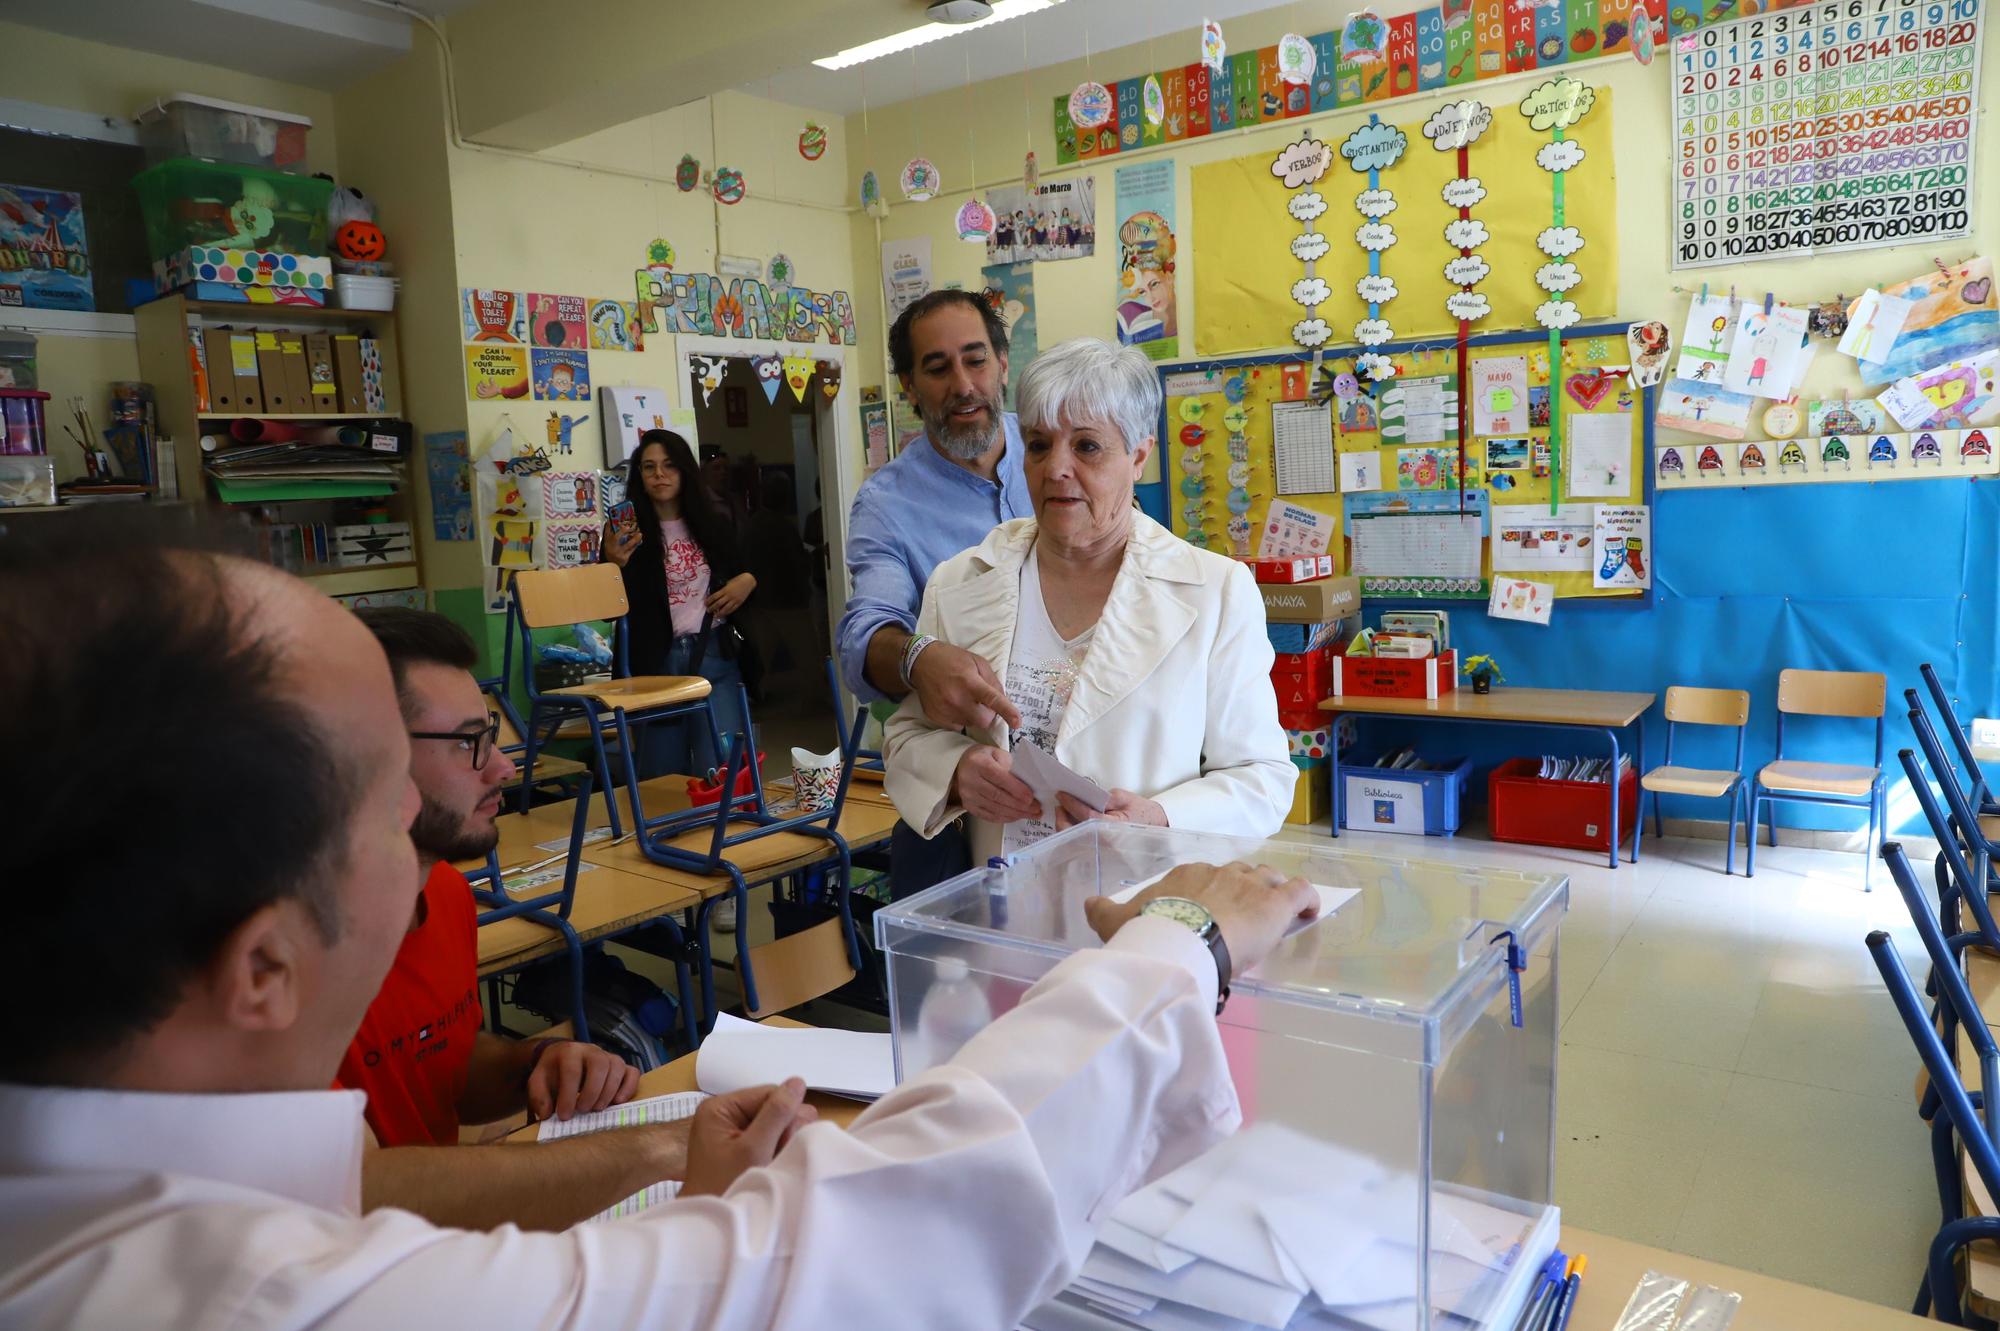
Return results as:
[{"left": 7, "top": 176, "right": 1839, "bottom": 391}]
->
[
  {"left": 987, "top": 177, "right": 1098, "bottom": 265},
  {"left": 1593, "top": 504, "right": 1650, "bottom": 589},
  {"left": 881, "top": 237, "right": 932, "bottom": 323},
  {"left": 531, "top": 347, "right": 590, "bottom": 402},
  {"left": 1114, "top": 160, "right": 1179, "bottom": 361},
  {"left": 981, "top": 262, "right": 1038, "bottom": 410},
  {"left": 0, "top": 184, "right": 90, "bottom": 311},
  {"left": 422, "top": 429, "right": 473, "bottom": 541}
]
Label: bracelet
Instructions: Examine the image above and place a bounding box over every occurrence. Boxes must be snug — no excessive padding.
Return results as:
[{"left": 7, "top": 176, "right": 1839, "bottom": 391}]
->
[
  {"left": 900, "top": 633, "right": 938, "bottom": 690},
  {"left": 519, "top": 1037, "right": 574, "bottom": 1091}
]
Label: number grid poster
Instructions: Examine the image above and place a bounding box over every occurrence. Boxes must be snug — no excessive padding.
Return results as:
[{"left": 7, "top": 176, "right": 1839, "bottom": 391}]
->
[{"left": 1669, "top": 0, "right": 1984, "bottom": 268}]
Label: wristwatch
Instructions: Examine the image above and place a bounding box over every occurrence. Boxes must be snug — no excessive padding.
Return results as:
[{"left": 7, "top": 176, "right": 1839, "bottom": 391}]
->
[{"left": 1141, "top": 896, "right": 1232, "bottom": 1014}]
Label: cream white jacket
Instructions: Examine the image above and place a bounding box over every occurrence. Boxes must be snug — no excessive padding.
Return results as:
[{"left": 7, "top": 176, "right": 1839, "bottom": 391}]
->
[{"left": 885, "top": 513, "right": 1295, "bottom": 859}]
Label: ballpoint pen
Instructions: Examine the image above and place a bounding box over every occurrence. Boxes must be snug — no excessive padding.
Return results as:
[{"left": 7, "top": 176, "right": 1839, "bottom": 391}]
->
[{"left": 1548, "top": 1255, "right": 1587, "bottom": 1331}]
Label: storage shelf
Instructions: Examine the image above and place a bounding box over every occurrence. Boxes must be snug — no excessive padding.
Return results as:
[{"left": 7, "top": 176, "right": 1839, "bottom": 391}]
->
[
  {"left": 300, "top": 563, "right": 420, "bottom": 596},
  {"left": 183, "top": 299, "right": 394, "bottom": 325},
  {"left": 199, "top": 411, "right": 404, "bottom": 421}
]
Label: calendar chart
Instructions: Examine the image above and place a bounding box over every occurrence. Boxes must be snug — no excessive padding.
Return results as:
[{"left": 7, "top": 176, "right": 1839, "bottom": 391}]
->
[{"left": 1670, "top": 0, "right": 1983, "bottom": 269}]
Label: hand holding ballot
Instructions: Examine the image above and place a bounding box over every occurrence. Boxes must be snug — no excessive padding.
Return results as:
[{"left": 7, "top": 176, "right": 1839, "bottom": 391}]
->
[
  {"left": 681, "top": 1079, "right": 819, "bottom": 1199},
  {"left": 1086, "top": 861, "right": 1322, "bottom": 977}
]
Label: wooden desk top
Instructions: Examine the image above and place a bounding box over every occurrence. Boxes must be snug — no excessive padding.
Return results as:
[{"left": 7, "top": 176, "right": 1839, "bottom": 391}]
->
[
  {"left": 1322, "top": 685, "right": 1655, "bottom": 729},
  {"left": 476, "top": 864, "right": 700, "bottom": 975}
]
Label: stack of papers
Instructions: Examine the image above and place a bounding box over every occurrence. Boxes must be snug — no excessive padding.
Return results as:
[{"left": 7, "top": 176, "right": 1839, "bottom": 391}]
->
[
  {"left": 694, "top": 1012, "right": 895, "bottom": 1101},
  {"left": 1028, "top": 1122, "right": 1554, "bottom": 1331}
]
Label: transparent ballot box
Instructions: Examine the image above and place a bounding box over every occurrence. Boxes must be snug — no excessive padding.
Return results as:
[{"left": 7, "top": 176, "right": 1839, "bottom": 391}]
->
[{"left": 875, "top": 823, "right": 1568, "bottom": 1331}]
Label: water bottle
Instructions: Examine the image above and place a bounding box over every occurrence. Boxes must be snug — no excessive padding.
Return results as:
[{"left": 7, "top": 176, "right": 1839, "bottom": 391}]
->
[{"left": 913, "top": 956, "right": 992, "bottom": 1074}]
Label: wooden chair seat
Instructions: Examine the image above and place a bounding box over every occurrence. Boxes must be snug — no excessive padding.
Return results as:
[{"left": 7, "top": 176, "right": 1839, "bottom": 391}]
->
[
  {"left": 1758, "top": 759, "right": 1879, "bottom": 797},
  {"left": 1640, "top": 764, "right": 1739, "bottom": 798},
  {"left": 506, "top": 752, "right": 588, "bottom": 783},
  {"left": 546, "top": 674, "right": 711, "bottom": 712},
  {"left": 476, "top": 863, "right": 700, "bottom": 974}
]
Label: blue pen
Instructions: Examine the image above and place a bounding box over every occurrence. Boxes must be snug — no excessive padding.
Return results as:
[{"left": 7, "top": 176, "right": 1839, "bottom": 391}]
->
[
  {"left": 1511, "top": 1252, "right": 1566, "bottom": 1331},
  {"left": 1547, "top": 1271, "right": 1583, "bottom": 1331}
]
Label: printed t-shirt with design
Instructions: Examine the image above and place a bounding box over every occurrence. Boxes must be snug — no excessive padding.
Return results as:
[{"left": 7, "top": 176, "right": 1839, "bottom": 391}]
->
[{"left": 1003, "top": 544, "right": 1096, "bottom": 855}]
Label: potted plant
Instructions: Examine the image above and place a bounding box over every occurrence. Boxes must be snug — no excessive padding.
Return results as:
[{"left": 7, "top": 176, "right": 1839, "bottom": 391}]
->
[{"left": 1462, "top": 654, "right": 1504, "bottom": 695}]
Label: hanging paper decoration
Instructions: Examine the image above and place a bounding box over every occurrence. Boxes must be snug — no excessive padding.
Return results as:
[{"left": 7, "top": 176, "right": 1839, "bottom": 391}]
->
[
  {"left": 816, "top": 359, "right": 843, "bottom": 400},
  {"left": 750, "top": 353, "right": 783, "bottom": 405},
  {"left": 860, "top": 170, "right": 888, "bottom": 219},
  {"left": 1520, "top": 76, "right": 1595, "bottom": 511},
  {"left": 1271, "top": 133, "right": 1335, "bottom": 351},
  {"left": 900, "top": 158, "right": 941, "bottom": 202},
  {"left": 1341, "top": 116, "right": 1406, "bottom": 349},
  {"left": 646, "top": 237, "right": 675, "bottom": 271},
  {"left": 1069, "top": 81, "right": 1113, "bottom": 129},
  {"left": 690, "top": 355, "right": 728, "bottom": 406},
  {"left": 1277, "top": 32, "right": 1316, "bottom": 84},
  {"left": 675, "top": 155, "right": 701, "bottom": 192},
  {"left": 1340, "top": 8, "right": 1389, "bottom": 63},
  {"left": 955, "top": 197, "right": 997, "bottom": 243},
  {"left": 1201, "top": 18, "right": 1227, "bottom": 73},
  {"left": 1424, "top": 100, "right": 1493, "bottom": 491},
  {"left": 1142, "top": 75, "right": 1166, "bottom": 126},
  {"left": 767, "top": 253, "right": 796, "bottom": 287},
  {"left": 782, "top": 354, "right": 814, "bottom": 403},
  {"left": 798, "top": 122, "right": 828, "bottom": 161},
  {"left": 1023, "top": 151, "right": 1040, "bottom": 191},
  {"left": 711, "top": 167, "right": 746, "bottom": 205}
]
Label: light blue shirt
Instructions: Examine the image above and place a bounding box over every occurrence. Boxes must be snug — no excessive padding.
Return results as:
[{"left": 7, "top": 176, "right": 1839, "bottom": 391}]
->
[{"left": 837, "top": 413, "right": 1032, "bottom": 703}]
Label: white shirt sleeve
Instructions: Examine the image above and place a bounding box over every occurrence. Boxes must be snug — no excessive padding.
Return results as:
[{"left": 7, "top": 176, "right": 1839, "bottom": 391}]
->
[{"left": 108, "top": 918, "right": 1234, "bottom": 1331}]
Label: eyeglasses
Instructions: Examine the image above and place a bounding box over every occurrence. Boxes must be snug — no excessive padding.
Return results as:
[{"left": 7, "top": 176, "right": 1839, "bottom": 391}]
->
[{"left": 408, "top": 716, "right": 504, "bottom": 770}]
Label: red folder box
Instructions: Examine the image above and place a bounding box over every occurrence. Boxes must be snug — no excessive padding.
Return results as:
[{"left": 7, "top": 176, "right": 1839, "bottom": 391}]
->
[{"left": 1331, "top": 650, "right": 1457, "bottom": 700}]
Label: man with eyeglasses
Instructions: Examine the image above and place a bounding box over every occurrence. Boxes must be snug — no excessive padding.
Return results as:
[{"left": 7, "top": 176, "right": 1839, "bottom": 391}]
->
[{"left": 342, "top": 609, "right": 670, "bottom": 1231}]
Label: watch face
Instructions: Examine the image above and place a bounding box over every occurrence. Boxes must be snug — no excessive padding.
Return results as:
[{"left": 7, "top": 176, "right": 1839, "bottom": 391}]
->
[{"left": 1143, "top": 896, "right": 1213, "bottom": 933}]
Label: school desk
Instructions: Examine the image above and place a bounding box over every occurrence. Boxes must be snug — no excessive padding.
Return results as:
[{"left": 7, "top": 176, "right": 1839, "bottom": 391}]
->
[
  {"left": 1321, "top": 687, "right": 1655, "bottom": 869},
  {"left": 476, "top": 866, "right": 700, "bottom": 977},
  {"left": 620, "top": 1030, "right": 1926, "bottom": 1328}
]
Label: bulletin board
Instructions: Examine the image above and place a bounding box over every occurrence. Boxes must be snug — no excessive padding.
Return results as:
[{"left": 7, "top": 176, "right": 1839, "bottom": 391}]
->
[{"left": 1151, "top": 320, "right": 1654, "bottom": 606}]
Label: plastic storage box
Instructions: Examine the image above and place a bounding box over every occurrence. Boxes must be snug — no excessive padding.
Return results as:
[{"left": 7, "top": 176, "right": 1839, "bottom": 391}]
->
[
  {"left": 1332, "top": 650, "right": 1458, "bottom": 700},
  {"left": 1340, "top": 752, "right": 1473, "bottom": 836},
  {"left": 877, "top": 823, "right": 1567, "bottom": 1331},
  {"left": 132, "top": 157, "right": 333, "bottom": 260},
  {"left": 1, "top": 389, "right": 50, "bottom": 455},
  {"left": 0, "top": 455, "right": 57, "bottom": 507},
  {"left": 1489, "top": 758, "right": 1640, "bottom": 853},
  {"left": 136, "top": 94, "right": 312, "bottom": 172}
]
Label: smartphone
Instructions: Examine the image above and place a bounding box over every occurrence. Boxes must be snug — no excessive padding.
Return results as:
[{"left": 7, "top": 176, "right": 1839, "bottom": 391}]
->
[{"left": 608, "top": 500, "right": 636, "bottom": 529}]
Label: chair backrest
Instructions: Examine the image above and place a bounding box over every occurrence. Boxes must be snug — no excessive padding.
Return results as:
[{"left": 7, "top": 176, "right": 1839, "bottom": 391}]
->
[
  {"left": 515, "top": 565, "right": 629, "bottom": 631},
  {"left": 473, "top": 772, "right": 595, "bottom": 921},
  {"left": 1777, "top": 668, "right": 1885, "bottom": 718},
  {"left": 1897, "top": 747, "right": 2000, "bottom": 946},
  {"left": 1922, "top": 661, "right": 1991, "bottom": 805},
  {"left": 1665, "top": 685, "right": 1750, "bottom": 727},
  {"left": 1909, "top": 691, "right": 1993, "bottom": 853}
]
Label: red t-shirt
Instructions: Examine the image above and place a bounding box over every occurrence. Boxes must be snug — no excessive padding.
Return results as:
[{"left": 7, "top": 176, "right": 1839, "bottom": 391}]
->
[{"left": 337, "top": 861, "right": 482, "bottom": 1146}]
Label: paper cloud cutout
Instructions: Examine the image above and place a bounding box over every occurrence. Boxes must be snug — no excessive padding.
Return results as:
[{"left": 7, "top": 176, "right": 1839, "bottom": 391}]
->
[
  {"left": 1292, "top": 318, "right": 1333, "bottom": 348},
  {"left": 1354, "top": 188, "right": 1398, "bottom": 219},
  {"left": 1355, "top": 222, "right": 1398, "bottom": 252},
  {"left": 1520, "top": 78, "right": 1596, "bottom": 132},
  {"left": 1446, "top": 291, "right": 1493, "bottom": 321},
  {"left": 1288, "top": 191, "right": 1329, "bottom": 222},
  {"left": 1535, "top": 262, "right": 1582, "bottom": 293},
  {"left": 1270, "top": 136, "right": 1333, "bottom": 189},
  {"left": 1441, "top": 177, "right": 1488, "bottom": 209},
  {"left": 1357, "top": 353, "right": 1398, "bottom": 380},
  {"left": 1356, "top": 274, "right": 1400, "bottom": 303},
  {"left": 1535, "top": 300, "right": 1583, "bottom": 330},
  {"left": 1340, "top": 119, "right": 1408, "bottom": 174},
  {"left": 1291, "top": 276, "right": 1332, "bottom": 307},
  {"left": 1536, "top": 139, "right": 1587, "bottom": 173},
  {"left": 1443, "top": 218, "right": 1490, "bottom": 250},
  {"left": 1354, "top": 319, "right": 1395, "bottom": 346},
  {"left": 1537, "top": 226, "right": 1586, "bottom": 258},
  {"left": 1290, "top": 232, "right": 1332, "bottom": 262},
  {"left": 1444, "top": 255, "right": 1491, "bottom": 286},
  {"left": 1422, "top": 100, "right": 1494, "bottom": 150}
]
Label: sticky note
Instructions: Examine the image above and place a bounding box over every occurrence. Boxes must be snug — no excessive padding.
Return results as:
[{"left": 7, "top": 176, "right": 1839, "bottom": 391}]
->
[{"left": 1490, "top": 388, "right": 1516, "bottom": 410}]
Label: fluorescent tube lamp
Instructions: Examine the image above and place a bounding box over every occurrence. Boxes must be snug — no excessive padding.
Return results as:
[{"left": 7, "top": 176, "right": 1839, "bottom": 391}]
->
[{"left": 812, "top": 0, "right": 1063, "bottom": 70}]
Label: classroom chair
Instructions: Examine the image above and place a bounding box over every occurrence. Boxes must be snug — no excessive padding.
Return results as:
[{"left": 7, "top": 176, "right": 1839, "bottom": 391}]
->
[
  {"left": 468, "top": 772, "right": 604, "bottom": 1043},
  {"left": 1873, "top": 841, "right": 2000, "bottom": 1325},
  {"left": 828, "top": 658, "right": 886, "bottom": 779},
  {"left": 511, "top": 565, "right": 722, "bottom": 840},
  {"left": 1921, "top": 661, "right": 2000, "bottom": 818},
  {"left": 479, "top": 674, "right": 590, "bottom": 812},
  {"left": 1746, "top": 668, "right": 1887, "bottom": 890},
  {"left": 1636, "top": 685, "right": 1750, "bottom": 872},
  {"left": 1910, "top": 689, "right": 2000, "bottom": 897}
]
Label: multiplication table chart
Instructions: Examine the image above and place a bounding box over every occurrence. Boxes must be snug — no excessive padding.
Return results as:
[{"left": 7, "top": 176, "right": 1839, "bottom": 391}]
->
[{"left": 1670, "top": 0, "right": 1983, "bottom": 268}]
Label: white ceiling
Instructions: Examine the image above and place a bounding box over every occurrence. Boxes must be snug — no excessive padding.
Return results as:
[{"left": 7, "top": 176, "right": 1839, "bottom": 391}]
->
[
  {"left": 0, "top": 0, "right": 481, "bottom": 90},
  {"left": 774, "top": 0, "right": 1319, "bottom": 114}
]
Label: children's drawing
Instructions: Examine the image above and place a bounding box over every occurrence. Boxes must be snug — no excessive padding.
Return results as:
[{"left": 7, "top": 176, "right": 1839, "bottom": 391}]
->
[
  {"left": 1855, "top": 259, "right": 2000, "bottom": 385},
  {"left": 1722, "top": 302, "right": 1810, "bottom": 399},
  {"left": 1675, "top": 293, "right": 1736, "bottom": 384},
  {"left": 530, "top": 348, "right": 588, "bottom": 402},
  {"left": 1656, "top": 378, "right": 1753, "bottom": 439}
]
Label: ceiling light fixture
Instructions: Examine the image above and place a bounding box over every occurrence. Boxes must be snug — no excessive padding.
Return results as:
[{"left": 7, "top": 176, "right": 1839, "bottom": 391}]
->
[{"left": 812, "top": 0, "right": 1062, "bottom": 70}]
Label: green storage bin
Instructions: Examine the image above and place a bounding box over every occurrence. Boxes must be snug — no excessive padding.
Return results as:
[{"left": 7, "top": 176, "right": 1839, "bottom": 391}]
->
[{"left": 132, "top": 156, "right": 332, "bottom": 261}]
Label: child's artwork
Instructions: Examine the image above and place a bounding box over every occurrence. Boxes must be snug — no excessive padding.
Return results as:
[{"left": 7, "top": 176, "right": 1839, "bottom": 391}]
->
[
  {"left": 528, "top": 293, "right": 587, "bottom": 349},
  {"left": 1488, "top": 576, "right": 1554, "bottom": 625},
  {"left": 462, "top": 288, "right": 527, "bottom": 343},
  {"left": 1593, "top": 505, "right": 1650, "bottom": 590},
  {"left": 1378, "top": 375, "right": 1454, "bottom": 444},
  {"left": 1338, "top": 391, "right": 1379, "bottom": 433},
  {"left": 542, "top": 412, "right": 590, "bottom": 457},
  {"left": 1807, "top": 398, "right": 1885, "bottom": 436},
  {"left": 1471, "top": 355, "right": 1527, "bottom": 433},
  {"left": 464, "top": 344, "right": 530, "bottom": 400},
  {"left": 542, "top": 471, "right": 598, "bottom": 520},
  {"left": 531, "top": 348, "right": 589, "bottom": 401},
  {"left": 0, "top": 184, "right": 92, "bottom": 311},
  {"left": 1876, "top": 350, "right": 2000, "bottom": 431},
  {"left": 1396, "top": 446, "right": 1458, "bottom": 490},
  {"left": 1675, "top": 292, "right": 1736, "bottom": 385},
  {"left": 1836, "top": 288, "right": 1912, "bottom": 364},
  {"left": 1722, "top": 302, "right": 1811, "bottom": 399},
  {"left": 1626, "top": 320, "right": 1671, "bottom": 387},
  {"left": 1856, "top": 259, "right": 2000, "bottom": 385},
  {"left": 1656, "top": 378, "right": 1753, "bottom": 439},
  {"left": 587, "top": 298, "right": 642, "bottom": 351}
]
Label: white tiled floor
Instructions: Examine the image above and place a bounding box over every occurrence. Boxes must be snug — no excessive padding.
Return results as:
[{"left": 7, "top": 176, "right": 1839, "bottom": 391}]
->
[{"left": 1284, "top": 821, "right": 1937, "bottom": 1312}]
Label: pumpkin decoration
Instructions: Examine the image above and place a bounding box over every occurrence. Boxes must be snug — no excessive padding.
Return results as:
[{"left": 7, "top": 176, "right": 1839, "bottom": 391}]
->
[{"left": 334, "top": 219, "right": 386, "bottom": 262}]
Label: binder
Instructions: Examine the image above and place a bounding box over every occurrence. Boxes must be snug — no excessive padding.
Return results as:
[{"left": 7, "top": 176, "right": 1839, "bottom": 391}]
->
[
  {"left": 303, "top": 333, "right": 339, "bottom": 413},
  {"left": 202, "top": 329, "right": 238, "bottom": 412},
  {"left": 187, "top": 329, "right": 211, "bottom": 413},
  {"left": 332, "top": 334, "right": 367, "bottom": 413},
  {"left": 279, "top": 335, "right": 314, "bottom": 412},
  {"left": 254, "top": 332, "right": 290, "bottom": 412},
  {"left": 228, "top": 332, "right": 264, "bottom": 414}
]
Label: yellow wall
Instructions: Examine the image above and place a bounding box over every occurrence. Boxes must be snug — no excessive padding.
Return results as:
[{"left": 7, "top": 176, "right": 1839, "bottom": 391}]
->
[
  {"left": 840, "top": 9, "right": 2000, "bottom": 430},
  {"left": 0, "top": 20, "right": 341, "bottom": 483}
]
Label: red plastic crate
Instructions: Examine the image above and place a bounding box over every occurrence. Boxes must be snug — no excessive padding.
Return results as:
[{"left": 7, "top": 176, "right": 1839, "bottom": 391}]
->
[
  {"left": 1330, "top": 650, "right": 1457, "bottom": 700},
  {"left": 1487, "top": 757, "right": 1639, "bottom": 853}
]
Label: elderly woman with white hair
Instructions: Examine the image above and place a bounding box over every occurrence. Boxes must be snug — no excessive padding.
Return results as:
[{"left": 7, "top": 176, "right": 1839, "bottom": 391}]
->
[{"left": 884, "top": 337, "right": 1295, "bottom": 863}]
